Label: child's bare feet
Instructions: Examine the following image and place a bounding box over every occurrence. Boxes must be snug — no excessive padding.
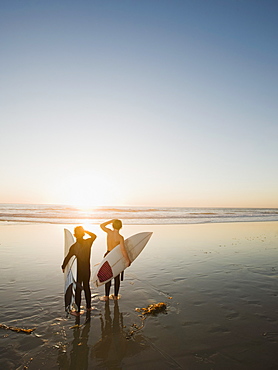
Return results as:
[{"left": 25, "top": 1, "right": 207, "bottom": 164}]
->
[
  {"left": 109, "top": 294, "right": 121, "bottom": 300},
  {"left": 70, "top": 311, "right": 80, "bottom": 317},
  {"left": 70, "top": 309, "right": 84, "bottom": 316},
  {"left": 100, "top": 296, "right": 109, "bottom": 301}
]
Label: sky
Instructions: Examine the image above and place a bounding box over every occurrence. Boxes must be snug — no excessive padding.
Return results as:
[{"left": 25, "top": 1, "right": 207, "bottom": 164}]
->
[{"left": 1, "top": 0, "right": 278, "bottom": 208}]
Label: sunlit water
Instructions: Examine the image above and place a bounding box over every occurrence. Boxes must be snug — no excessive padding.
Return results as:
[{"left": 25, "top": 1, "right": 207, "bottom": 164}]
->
[
  {"left": 1, "top": 204, "right": 278, "bottom": 224},
  {"left": 0, "top": 222, "right": 278, "bottom": 369}
]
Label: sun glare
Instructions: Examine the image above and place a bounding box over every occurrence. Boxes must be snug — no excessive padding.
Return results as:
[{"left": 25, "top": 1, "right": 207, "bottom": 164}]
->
[{"left": 57, "top": 173, "right": 118, "bottom": 208}]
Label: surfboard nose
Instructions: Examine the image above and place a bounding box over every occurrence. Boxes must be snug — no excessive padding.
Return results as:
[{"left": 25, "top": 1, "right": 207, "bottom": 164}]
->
[{"left": 143, "top": 231, "right": 153, "bottom": 241}]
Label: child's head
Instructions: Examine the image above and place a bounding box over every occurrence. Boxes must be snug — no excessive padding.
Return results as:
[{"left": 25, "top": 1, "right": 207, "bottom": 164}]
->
[
  {"left": 74, "top": 226, "right": 85, "bottom": 238},
  {"left": 112, "top": 219, "right": 122, "bottom": 230}
]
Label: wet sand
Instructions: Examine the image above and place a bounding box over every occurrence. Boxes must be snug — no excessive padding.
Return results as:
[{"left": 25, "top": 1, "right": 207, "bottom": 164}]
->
[{"left": 0, "top": 222, "right": 278, "bottom": 369}]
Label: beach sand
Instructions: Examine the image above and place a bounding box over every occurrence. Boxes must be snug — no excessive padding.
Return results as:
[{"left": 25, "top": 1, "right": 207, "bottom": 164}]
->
[{"left": 0, "top": 221, "right": 277, "bottom": 369}]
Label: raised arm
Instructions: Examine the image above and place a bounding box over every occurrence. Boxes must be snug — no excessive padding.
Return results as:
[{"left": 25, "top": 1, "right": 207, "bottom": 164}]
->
[
  {"left": 119, "top": 236, "right": 131, "bottom": 267},
  {"left": 100, "top": 219, "right": 114, "bottom": 233},
  {"left": 84, "top": 230, "right": 97, "bottom": 241}
]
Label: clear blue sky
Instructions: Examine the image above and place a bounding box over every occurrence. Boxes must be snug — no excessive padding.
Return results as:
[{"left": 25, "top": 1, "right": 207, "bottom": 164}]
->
[{"left": 1, "top": 0, "right": 278, "bottom": 207}]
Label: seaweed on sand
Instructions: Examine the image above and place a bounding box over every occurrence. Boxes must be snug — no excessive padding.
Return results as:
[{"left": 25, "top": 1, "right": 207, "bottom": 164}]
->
[
  {"left": 126, "top": 302, "right": 167, "bottom": 339},
  {"left": 135, "top": 302, "right": 167, "bottom": 315},
  {"left": 0, "top": 323, "right": 36, "bottom": 334}
]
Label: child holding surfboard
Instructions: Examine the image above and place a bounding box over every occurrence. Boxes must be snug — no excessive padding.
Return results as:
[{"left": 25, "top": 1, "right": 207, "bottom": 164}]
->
[
  {"left": 62, "top": 226, "right": 96, "bottom": 316},
  {"left": 100, "top": 219, "right": 131, "bottom": 301}
]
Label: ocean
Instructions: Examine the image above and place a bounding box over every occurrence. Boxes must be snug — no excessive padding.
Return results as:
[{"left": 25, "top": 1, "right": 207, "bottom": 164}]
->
[{"left": 1, "top": 203, "right": 278, "bottom": 225}]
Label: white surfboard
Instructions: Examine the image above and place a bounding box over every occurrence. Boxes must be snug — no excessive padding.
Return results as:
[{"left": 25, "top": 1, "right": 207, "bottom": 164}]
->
[
  {"left": 92, "top": 232, "right": 152, "bottom": 287},
  {"left": 64, "top": 229, "right": 77, "bottom": 312}
]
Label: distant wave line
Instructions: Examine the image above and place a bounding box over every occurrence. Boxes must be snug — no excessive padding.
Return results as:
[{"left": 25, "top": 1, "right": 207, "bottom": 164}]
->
[{"left": 1, "top": 214, "right": 278, "bottom": 220}]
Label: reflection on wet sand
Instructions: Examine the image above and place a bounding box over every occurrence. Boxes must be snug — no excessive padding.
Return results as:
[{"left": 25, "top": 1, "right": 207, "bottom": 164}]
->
[
  {"left": 58, "top": 311, "right": 91, "bottom": 370},
  {"left": 92, "top": 300, "right": 147, "bottom": 368},
  {"left": 57, "top": 301, "right": 147, "bottom": 369}
]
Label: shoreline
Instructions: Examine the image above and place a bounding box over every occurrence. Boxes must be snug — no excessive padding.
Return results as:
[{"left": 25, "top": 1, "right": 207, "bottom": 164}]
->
[
  {"left": 1, "top": 218, "right": 278, "bottom": 226},
  {"left": 1, "top": 205, "right": 278, "bottom": 226}
]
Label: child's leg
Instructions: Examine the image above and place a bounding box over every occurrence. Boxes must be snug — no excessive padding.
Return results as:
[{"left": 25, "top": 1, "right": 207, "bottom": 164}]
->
[
  {"left": 114, "top": 275, "right": 120, "bottom": 297},
  {"left": 105, "top": 280, "right": 112, "bottom": 297}
]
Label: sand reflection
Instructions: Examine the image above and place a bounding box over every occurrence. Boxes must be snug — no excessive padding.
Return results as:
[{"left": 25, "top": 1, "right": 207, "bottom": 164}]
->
[
  {"left": 58, "top": 311, "right": 91, "bottom": 370},
  {"left": 57, "top": 300, "right": 147, "bottom": 369},
  {"left": 92, "top": 300, "right": 147, "bottom": 368}
]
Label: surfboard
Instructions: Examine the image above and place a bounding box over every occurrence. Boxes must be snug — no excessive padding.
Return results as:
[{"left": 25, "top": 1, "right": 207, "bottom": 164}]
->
[
  {"left": 64, "top": 229, "right": 77, "bottom": 313},
  {"left": 92, "top": 232, "right": 152, "bottom": 288}
]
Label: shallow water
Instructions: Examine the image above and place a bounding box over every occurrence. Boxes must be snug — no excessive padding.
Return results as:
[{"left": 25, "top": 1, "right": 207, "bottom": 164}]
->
[{"left": 0, "top": 222, "right": 278, "bottom": 369}]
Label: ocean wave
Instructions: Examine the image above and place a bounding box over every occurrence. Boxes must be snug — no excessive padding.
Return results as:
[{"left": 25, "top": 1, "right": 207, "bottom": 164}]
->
[
  {"left": 93, "top": 208, "right": 160, "bottom": 213},
  {"left": 1, "top": 204, "right": 278, "bottom": 225},
  {"left": 189, "top": 212, "right": 218, "bottom": 215}
]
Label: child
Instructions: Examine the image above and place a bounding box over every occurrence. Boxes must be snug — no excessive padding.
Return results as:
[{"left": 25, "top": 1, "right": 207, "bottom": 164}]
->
[
  {"left": 100, "top": 219, "right": 131, "bottom": 301},
  {"left": 62, "top": 226, "right": 96, "bottom": 315}
]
